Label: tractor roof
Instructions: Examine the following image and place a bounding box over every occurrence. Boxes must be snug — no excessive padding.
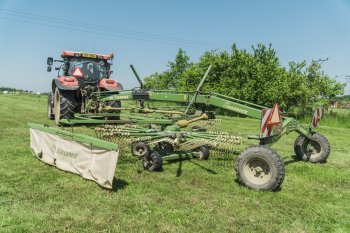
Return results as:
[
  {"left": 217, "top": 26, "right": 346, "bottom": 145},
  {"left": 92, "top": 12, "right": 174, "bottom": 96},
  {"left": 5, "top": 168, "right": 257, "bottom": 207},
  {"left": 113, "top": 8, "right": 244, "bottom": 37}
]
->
[{"left": 61, "top": 51, "right": 114, "bottom": 60}]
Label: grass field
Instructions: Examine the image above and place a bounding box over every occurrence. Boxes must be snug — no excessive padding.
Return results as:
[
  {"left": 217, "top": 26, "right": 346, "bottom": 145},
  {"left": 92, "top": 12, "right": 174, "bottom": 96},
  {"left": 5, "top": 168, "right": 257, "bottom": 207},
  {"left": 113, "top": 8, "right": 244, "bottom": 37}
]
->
[{"left": 1, "top": 94, "right": 350, "bottom": 232}]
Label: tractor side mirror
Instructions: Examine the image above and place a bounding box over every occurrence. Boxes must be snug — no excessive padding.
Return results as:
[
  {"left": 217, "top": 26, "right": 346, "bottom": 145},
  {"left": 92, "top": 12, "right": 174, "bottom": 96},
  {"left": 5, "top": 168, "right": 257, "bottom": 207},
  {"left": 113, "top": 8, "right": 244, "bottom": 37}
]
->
[
  {"left": 47, "top": 57, "right": 53, "bottom": 65},
  {"left": 47, "top": 66, "right": 52, "bottom": 72}
]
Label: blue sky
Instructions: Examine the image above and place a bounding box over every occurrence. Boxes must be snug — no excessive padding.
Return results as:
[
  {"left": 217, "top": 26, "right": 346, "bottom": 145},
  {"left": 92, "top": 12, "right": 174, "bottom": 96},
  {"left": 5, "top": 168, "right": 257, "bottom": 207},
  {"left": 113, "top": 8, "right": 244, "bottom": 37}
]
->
[{"left": 0, "top": 0, "right": 349, "bottom": 94}]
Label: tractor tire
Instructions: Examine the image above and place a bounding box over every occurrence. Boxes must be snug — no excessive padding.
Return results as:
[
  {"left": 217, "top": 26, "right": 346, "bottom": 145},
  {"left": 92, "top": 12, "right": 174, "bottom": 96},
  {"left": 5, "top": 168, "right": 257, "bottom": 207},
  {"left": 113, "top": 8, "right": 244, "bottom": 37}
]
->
[
  {"left": 194, "top": 146, "right": 210, "bottom": 160},
  {"left": 131, "top": 142, "right": 150, "bottom": 157},
  {"left": 236, "top": 145, "right": 285, "bottom": 191},
  {"left": 142, "top": 151, "right": 163, "bottom": 171},
  {"left": 47, "top": 93, "right": 54, "bottom": 120},
  {"left": 294, "top": 133, "right": 330, "bottom": 163},
  {"left": 108, "top": 100, "right": 121, "bottom": 120},
  {"left": 53, "top": 87, "right": 75, "bottom": 125}
]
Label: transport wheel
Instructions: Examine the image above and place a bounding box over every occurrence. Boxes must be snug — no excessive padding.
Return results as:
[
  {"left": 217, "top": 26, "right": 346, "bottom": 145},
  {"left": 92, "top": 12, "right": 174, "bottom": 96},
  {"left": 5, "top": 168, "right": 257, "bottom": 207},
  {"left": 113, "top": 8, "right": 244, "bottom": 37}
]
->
[
  {"left": 47, "top": 93, "right": 54, "bottom": 120},
  {"left": 132, "top": 142, "right": 150, "bottom": 157},
  {"left": 107, "top": 100, "right": 121, "bottom": 120},
  {"left": 157, "top": 142, "right": 174, "bottom": 154},
  {"left": 54, "top": 87, "right": 75, "bottom": 125},
  {"left": 142, "top": 151, "right": 163, "bottom": 171},
  {"left": 194, "top": 146, "right": 209, "bottom": 160},
  {"left": 236, "top": 145, "right": 285, "bottom": 191},
  {"left": 294, "top": 133, "right": 330, "bottom": 163}
]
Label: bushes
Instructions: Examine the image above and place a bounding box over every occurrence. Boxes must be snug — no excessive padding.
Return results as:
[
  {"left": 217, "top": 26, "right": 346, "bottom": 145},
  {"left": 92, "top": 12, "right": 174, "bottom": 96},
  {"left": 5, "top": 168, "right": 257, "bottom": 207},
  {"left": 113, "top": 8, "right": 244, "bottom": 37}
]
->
[{"left": 144, "top": 43, "right": 345, "bottom": 112}]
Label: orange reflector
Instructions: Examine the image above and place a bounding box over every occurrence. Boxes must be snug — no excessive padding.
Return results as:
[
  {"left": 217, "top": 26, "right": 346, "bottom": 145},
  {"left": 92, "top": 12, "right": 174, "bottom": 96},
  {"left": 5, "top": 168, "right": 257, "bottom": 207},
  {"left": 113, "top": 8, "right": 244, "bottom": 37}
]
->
[
  {"left": 64, "top": 77, "right": 75, "bottom": 82},
  {"left": 106, "top": 79, "right": 115, "bottom": 84}
]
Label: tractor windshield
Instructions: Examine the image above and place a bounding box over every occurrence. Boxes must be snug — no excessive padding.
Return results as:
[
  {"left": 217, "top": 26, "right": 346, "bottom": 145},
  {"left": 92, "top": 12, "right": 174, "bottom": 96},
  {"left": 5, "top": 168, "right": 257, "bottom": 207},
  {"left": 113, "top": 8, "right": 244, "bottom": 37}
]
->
[{"left": 67, "top": 58, "right": 108, "bottom": 82}]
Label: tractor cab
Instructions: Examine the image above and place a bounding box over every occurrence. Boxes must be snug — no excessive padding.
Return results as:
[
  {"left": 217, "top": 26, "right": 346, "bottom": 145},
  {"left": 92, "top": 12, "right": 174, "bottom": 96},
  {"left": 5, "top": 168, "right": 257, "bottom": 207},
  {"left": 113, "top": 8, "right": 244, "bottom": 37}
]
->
[
  {"left": 60, "top": 51, "right": 112, "bottom": 84},
  {"left": 47, "top": 51, "right": 123, "bottom": 125}
]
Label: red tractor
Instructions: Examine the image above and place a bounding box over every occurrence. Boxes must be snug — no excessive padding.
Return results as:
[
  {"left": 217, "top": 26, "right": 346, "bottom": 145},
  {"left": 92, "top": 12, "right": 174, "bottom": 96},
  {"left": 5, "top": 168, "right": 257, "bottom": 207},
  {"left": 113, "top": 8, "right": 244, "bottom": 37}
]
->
[{"left": 47, "top": 51, "right": 123, "bottom": 125}]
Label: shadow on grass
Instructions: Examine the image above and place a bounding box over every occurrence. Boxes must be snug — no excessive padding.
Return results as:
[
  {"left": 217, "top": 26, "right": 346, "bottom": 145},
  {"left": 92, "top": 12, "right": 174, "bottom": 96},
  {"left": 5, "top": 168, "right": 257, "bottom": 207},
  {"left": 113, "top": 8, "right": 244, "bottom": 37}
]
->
[
  {"left": 189, "top": 160, "right": 218, "bottom": 174},
  {"left": 110, "top": 178, "right": 128, "bottom": 192},
  {"left": 283, "top": 155, "right": 300, "bottom": 166},
  {"left": 233, "top": 178, "right": 283, "bottom": 192},
  {"left": 176, "top": 159, "right": 182, "bottom": 177},
  {"left": 284, "top": 155, "right": 328, "bottom": 165},
  {"left": 167, "top": 159, "right": 218, "bottom": 176}
]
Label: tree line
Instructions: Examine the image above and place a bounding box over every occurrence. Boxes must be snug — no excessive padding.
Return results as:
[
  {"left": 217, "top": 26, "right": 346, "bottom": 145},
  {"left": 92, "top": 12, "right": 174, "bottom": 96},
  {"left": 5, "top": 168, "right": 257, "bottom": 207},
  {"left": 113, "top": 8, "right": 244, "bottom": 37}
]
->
[
  {"left": 0, "top": 87, "right": 30, "bottom": 92},
  {"left": 144, "top": 44, "right": 345, "bottom": 112}
]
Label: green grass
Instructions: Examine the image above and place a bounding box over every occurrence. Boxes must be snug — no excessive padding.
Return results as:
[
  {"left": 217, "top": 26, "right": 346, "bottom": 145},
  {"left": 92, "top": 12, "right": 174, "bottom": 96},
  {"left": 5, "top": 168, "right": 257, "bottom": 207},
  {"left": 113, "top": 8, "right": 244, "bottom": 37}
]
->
[{"left": 1, "top": 94, "right": 350, "bottom": 232}]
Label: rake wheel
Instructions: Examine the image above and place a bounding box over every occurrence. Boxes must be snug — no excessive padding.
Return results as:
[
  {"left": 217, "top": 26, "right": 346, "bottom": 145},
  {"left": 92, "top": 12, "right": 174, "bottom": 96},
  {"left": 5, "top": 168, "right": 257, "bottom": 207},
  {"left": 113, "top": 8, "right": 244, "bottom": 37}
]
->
[
  {"left": 142, "top": 151, "right": 163, "bottom": 171},
  {"left": 294, "top": 133, "right": 330, "bottom": 163},
  {"left": 236, "top": 145, "right": 285, "bottom": 191}
]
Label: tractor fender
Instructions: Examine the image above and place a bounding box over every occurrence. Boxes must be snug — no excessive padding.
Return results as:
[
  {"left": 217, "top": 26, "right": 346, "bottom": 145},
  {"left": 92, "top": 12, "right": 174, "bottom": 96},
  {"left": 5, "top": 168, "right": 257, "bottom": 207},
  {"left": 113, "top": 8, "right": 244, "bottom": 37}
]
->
[
  {"left": 98, "top": 79, "right": 124, "bottom": 91},
  {"left": 52, "top": 78, "right": 80, "bottom": 92}
]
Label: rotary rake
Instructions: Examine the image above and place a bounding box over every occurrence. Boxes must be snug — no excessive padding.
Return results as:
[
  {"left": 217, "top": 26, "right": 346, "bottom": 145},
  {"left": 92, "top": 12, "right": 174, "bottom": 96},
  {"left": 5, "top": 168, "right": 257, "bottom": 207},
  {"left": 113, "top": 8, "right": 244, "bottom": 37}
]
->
[
  {"left": 95, "top": 123, "right": 242, "bottom": 171},
  {"left": 29, "top": 64, "right": 330, "bottom": 191}
]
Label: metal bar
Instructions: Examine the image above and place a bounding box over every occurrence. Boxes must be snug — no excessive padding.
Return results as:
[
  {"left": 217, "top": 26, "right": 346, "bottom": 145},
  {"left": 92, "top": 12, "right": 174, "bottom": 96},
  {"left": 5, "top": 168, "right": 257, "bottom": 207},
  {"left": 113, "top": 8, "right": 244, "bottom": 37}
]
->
[
  {"left": 207, "top": 96, "right": 262, "bottom": 119},
  {"left": 130, "top": 64, "right": 144, "bottom": 89},
  {"left": 210, "top": 92, "right": 267, "bottom": 109},
  {"left": 101, "top": 92, "right": 133, "bottom": 101},
  {"left": 28, "top": 123, "right": 118, "bottom": 151},
  {"left": 185, "top": 65, "right": 212, "bottom": 114},
  {"left": 161, "top": 152, "right": 195, "bottom": 161}
]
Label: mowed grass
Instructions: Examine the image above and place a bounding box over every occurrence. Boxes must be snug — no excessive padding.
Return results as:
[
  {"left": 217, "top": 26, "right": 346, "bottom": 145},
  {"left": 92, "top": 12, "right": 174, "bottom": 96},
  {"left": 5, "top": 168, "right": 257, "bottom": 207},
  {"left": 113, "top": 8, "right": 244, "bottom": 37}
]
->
[{"left": 0, "top": 94, "right": 350, "bottom": 232}]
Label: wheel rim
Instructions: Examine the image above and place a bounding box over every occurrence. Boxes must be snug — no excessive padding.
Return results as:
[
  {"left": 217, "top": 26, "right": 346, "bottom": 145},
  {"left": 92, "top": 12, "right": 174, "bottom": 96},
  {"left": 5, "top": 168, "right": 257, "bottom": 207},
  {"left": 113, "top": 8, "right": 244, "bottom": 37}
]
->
[
  {"left": 134, "top": 145, "right": 148, "bottom": 157},
  {"left": 54, "top": 89, "right": 60, "bottom": 124},
  {"left": 243, "top": 157, "right": 272, "bottom": 185},
  {"left": 47, "top": 102, "right": 52, "bottom": 118},
  {"left": 142, "top": 156, "right": 154, "bottom": 169},
  {"left": 302, "top": 140, "right": 322, "bottom": 159}
]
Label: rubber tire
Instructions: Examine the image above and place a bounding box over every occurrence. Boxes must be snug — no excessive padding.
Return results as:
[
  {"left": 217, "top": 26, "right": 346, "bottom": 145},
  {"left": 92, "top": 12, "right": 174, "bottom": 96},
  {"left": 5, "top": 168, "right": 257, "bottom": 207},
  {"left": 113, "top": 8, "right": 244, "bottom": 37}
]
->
[
  {"left": 157, "top": 142, "right": 174, "bottom": 154},
  {"left": 131, "top": 142, "right": 150, "bottom": 157},
  {"left": 236, "top": 145, "right": 285, "bottom": 191},
  {"left": 54, "top": 87, "right": 75, "bottom": 125},
  {"left": 142, "top": 151, "right": 163, "bottom": 171},
  {"left": 47, "top": 93, "right": 54, "bottom": 120},
  {"left": 194, "top": 146, "right": 209, "bottom": 160},
  {"left": 294, "top": 133, "right": 330, "bottom": 163},
  {"left": 108, "top": 100, "right": 121, "bottom": 120}
]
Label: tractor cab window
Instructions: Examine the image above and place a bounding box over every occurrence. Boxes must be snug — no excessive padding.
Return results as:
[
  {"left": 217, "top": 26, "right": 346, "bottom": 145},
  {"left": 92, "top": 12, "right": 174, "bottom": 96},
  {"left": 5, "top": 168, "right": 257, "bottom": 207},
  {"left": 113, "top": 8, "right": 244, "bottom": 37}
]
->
[{"left": 68, "top": 58, "right": 108, "bottom": 82}]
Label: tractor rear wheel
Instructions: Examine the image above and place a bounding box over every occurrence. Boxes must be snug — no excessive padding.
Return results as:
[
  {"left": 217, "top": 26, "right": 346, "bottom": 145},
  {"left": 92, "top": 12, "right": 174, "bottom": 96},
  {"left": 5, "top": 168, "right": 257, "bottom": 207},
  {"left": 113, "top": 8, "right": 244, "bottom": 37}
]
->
[
  {"left": 47, "top": 93, "right": 54, "bottom": 120},
  {"left": 53, "top": 87, "right": 75, "bottom": 125},
  {"left": 294, "top": 133, "right": 330, "bottom": 163},
  {"left": 142, "top": 151, "right": 163, "bottom": 171},
  {"left": 236, "top": 145, "right": 285, "bottom": 191}
]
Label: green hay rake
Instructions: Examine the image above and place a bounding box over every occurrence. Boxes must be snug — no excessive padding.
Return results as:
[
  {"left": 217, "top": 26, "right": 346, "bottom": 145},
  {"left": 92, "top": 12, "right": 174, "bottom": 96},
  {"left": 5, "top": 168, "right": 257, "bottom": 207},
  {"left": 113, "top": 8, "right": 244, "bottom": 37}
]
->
[{"left": 29, "top": 65, "right": 330, "bottom": 191}]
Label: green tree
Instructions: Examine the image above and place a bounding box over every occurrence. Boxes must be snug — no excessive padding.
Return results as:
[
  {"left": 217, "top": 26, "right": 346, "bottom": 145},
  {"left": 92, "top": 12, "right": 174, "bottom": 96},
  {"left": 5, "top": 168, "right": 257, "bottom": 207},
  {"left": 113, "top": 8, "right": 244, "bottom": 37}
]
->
[
  {"left": 144, "top": 49, "right": 191, "bottom": 89},
  {"left": 144, "top": 43, "right": 345, "bottom": 111}
]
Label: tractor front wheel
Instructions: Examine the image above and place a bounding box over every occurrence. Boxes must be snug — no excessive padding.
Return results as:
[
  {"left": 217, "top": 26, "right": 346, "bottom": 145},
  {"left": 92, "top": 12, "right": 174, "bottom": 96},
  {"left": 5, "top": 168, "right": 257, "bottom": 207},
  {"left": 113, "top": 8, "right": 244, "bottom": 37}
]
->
[
  {"left": 47, "top": 93, "right": 54, "bottom": 120},
  {"left": 53, "top": 87, "right": 75, "bottom": 125},
  {"left": 142, "top": 151, "right": 163, "bottom": 171},
  {"left": 294, "top": 133, "right": 330, "bottom": 163},
  {"left": 236, "top": 145, "right": 285, "bottom": 191}
]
